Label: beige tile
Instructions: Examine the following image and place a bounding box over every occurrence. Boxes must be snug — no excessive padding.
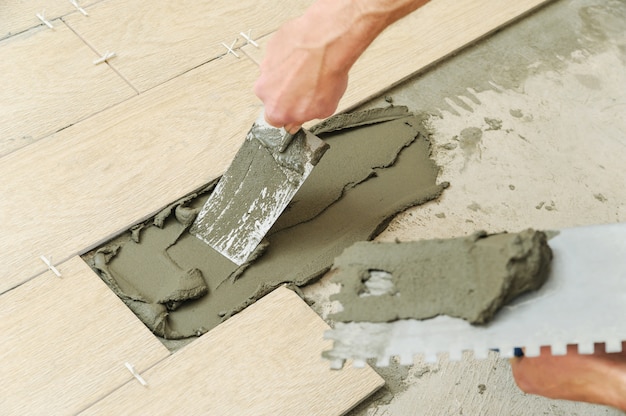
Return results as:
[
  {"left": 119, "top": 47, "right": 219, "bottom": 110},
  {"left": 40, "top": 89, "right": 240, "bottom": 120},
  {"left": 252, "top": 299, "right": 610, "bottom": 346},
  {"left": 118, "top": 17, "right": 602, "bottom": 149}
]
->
[
  {"left": 80, "top": 286, "right": 383, "bottom": 416},
  {"left": 0, "top": 55, "right": 259, "bottom": 294},
  {"left": 0, "top": 0, "right": 95, "bottom": 40},
  {"left": 0, "top": 256, "right": 170, "bottom": 415},
  {"left": 64, "top": 0, "right": 313, "bottom": 92},
  {"left": 0, "top": 22, "right": 136, "bottom": 157}
]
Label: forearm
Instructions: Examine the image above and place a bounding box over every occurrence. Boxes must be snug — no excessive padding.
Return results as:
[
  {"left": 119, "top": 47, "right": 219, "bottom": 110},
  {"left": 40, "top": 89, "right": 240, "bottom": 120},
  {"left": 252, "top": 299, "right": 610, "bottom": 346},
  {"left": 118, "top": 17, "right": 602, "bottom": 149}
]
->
[{"left": 297, "top": 0, "right": 430, "bottom": 74}]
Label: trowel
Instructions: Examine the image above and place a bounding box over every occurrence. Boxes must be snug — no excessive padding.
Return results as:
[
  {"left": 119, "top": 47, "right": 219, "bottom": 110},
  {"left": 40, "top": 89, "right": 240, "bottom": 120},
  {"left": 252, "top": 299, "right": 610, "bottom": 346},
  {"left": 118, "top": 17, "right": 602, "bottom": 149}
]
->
[
  {"left": 190, "top": 112, "right": 328, "bottom": 265},
  {"left": 323, "top": 222, "right": 626, "bottom": 368}
]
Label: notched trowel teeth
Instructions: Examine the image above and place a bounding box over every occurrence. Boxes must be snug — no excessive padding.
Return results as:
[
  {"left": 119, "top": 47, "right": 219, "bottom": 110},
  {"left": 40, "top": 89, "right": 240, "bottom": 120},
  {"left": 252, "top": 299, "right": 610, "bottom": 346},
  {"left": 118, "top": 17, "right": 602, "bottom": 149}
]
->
[
  {"left": 323, "top": 322, "right": 626, "bottom": 369},
  {"left": 322, "top": 223, "right": 626, "bottom": 369},
  {"left": 190, "top": 113, "right": 329, "bottom": 266}
]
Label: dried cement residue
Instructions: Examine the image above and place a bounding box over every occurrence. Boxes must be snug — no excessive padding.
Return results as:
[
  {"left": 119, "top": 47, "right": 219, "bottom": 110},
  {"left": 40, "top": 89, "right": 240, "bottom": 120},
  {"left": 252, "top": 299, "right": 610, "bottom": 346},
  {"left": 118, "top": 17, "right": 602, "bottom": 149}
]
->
[
  {"left": 329, "top": 230, "right": 552, "bottom": 325},
  {"left": 347, "top": 357, "right": 423, "bottom": 415},
  {"left": 83, "top": 106, "right": 446, "bottom": 341}
]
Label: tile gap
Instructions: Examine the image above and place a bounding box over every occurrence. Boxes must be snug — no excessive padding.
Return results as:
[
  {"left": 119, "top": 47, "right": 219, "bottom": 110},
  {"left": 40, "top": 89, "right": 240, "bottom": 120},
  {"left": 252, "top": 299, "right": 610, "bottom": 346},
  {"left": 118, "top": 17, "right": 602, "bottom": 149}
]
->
[{"left": 61, "top": 17, "right": 140, "bottom": 94}]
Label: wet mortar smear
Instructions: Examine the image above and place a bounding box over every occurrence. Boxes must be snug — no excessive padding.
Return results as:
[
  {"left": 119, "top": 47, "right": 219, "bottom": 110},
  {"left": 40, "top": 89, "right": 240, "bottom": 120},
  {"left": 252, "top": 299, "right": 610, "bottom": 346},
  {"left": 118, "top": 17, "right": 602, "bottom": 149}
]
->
[
  {"left": 83, "top": 106, "right": 446, "bottom": 341},
  {"left": 330, "top": 229, "right": 553, "bottom": 325}
]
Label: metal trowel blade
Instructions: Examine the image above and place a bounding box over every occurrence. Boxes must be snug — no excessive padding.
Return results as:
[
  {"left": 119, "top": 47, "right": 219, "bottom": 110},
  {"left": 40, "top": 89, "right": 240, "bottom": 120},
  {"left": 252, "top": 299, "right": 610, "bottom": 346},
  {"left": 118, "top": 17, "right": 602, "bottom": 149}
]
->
[{"left": 190, "top": 113, "right": 328, "bottom": 265}]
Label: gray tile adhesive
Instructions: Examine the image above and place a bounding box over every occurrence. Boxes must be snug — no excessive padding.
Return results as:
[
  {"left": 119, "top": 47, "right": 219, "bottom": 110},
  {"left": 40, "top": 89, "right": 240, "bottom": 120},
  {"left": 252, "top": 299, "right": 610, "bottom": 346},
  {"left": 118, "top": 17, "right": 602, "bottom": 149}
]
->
[
  {"left": 84, "top": 106, "right": 447, "bottom": 340},
  {"left": 329, "top": 230, "right": 553, "bottom": 325},
  {"left": 190, "top": 117, "right": 329, "bottom": 266}
]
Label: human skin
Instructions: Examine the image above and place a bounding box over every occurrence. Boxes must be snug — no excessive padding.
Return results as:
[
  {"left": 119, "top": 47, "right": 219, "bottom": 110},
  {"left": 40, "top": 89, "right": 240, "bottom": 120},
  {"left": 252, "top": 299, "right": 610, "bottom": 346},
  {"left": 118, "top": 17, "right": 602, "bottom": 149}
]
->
[
  {"left": 510, "top": 344, "right": 626, "bottom": 411},
  {"left": 254, "top": 1, "right": 626, "bottom": 410},
  {"left": 254, "top": 0, "right": 429, "bottom": 133}
]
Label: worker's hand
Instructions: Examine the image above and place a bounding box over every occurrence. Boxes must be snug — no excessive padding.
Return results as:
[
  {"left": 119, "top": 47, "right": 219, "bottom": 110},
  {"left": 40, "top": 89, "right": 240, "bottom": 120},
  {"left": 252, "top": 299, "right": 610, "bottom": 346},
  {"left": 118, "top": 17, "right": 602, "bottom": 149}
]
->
[
  {"left": 254, "top": 0, "right": 430, "bottom": 132},
  {"left": 254, "top": 8, "right": 352, "bottom": 133},
  {"left": 510, "top": 343, "right": 626, "bottom": 411}
]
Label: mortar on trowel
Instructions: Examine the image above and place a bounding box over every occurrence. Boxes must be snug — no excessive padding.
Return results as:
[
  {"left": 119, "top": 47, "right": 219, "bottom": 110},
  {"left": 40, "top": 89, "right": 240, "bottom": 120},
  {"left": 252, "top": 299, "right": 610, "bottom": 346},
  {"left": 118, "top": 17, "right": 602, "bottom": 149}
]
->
[{"left": 190, "top": 112, "right": 328, "bottom": 265}]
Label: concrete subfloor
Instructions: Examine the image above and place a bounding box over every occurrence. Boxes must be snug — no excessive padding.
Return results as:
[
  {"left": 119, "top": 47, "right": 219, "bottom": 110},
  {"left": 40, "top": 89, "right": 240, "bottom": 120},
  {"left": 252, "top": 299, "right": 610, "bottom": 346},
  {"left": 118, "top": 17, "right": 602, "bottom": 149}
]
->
[{"left": 302, "top": 0, "right": 626, "bottom": 414}]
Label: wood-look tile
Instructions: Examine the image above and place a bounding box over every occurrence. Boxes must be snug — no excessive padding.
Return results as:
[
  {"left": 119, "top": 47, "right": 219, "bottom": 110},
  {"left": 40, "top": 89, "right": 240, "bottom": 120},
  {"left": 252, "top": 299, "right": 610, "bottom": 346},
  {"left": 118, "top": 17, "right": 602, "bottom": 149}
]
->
[
  {"left": 80, "top": 287, "right": 383, "bottom": 416},
  {"left": 64, "top": 0, "right": 313, "bottom": 92},
  {"left": 0, "top": 22, "right": 136, "bottom": 157},
  {"left": 0, "top": 256, "right": 170, "bottom": 415},
  {"left": 0, "top": 56, "right": 259, "bottom": 293},
  {"left": 0, "top": 0, "right": 95, "bottom": 40}
]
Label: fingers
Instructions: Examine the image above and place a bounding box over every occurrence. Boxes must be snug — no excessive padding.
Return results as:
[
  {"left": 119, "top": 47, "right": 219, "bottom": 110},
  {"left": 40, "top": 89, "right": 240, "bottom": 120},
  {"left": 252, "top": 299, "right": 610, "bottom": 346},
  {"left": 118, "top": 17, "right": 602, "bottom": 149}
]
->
[
  {"left": 262, "top": 111, "right": 283, "bottom": 129},
  {"left": 261, "top": 101, "right": 333, "bottom": 131},
  {"left": 509, "top": 344, "right": 626, "bottom": 410},
  {"left": 285, "top": 123, "right": 302, "bottom": 134},
  {"left": 265, "top": 110, "right": 287, "bottom": 130},
  {"left": 252, "top": 21, "right": 349, "bottom": 131},
  {"left": 262, "top": 112, "right": 301, "bottom": 134},
  {"left": 253, "top": 44, "right": 347, "bottom": 131}
]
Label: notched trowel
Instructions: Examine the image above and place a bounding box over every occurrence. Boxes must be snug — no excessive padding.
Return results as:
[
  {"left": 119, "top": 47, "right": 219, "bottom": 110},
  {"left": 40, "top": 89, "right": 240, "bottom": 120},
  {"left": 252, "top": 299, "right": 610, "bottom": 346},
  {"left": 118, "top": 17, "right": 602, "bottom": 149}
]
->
[
  {"left": 190, "top": 112, "right": 329, "bottom": 265},
  {"left": 323, "top": 222, "right": 626, "bottom": 368}
]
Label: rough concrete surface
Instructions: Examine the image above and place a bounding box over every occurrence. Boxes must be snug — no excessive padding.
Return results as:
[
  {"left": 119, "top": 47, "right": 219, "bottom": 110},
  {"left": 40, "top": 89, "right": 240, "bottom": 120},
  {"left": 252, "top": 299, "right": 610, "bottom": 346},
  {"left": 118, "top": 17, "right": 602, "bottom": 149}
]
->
[{"left": 301, "top": 0, "right": 626, "bottom": 414}]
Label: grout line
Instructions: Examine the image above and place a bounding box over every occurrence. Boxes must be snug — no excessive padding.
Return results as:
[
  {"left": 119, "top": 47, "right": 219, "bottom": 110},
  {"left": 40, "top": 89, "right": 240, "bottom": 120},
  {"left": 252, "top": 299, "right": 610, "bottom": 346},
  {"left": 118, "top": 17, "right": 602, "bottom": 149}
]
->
[
  {"left": 136, "top": 30, "right": 280, "bottom": 94},
  {"left": 2, "top": 18, "right": 63, "bottom": 42},
  {"left": 0, "top": 53, "right": 239, "bottom": 161},
  {"left": 0, "top": 95, "right": 137, "bottom": 161},
  {"left": 76, "top": 341, "right": 173, "bottom": 414},
  {"left": 104, "top": 62, "right": 140, "bottom": 94},
  {"left": 136, "top": 54, "right": 228, "bottom": 95},
  {"left": 61, "top": 17, "right": 140, "bottom": 94},
  {"left": 1, "top": 26, "right": 33, "bottom": 42},
  {"left": 0, "top": 253, "right": 174, "bottom": 413},
  {"left": 0, "top": 252, "right": 77, "bottom": 297},
  {"left": 0, "top": 0, "right": 108, "bottom": 43}
]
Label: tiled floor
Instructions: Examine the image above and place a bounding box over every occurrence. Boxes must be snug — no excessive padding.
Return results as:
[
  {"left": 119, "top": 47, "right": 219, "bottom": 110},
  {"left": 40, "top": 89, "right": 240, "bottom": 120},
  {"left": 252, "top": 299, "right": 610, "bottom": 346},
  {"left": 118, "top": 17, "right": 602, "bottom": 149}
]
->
[{"left": 1, "top": 1, "right": 571, "bottom": 414}]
